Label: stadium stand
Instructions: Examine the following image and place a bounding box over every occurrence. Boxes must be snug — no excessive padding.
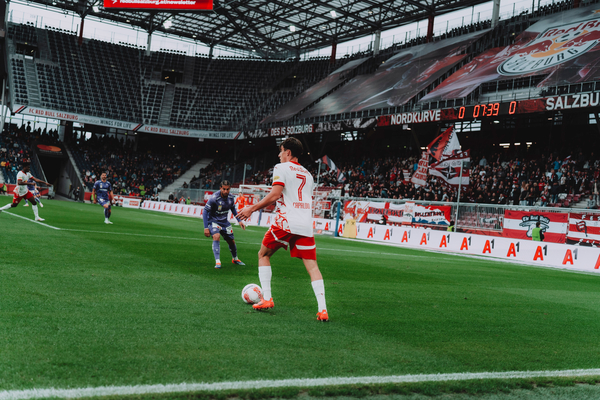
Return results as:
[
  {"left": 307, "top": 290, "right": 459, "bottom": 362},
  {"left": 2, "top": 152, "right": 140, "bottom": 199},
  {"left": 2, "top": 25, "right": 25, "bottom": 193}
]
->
[
  {"left": 69, "top": 135, "right": 198, "bottom": 197},
  {"left": 6, "top": 22, "right": 359, "bottom": 132},
  {"left": 5, "top": 11, "right": 516, "bottom": 134},
  {"left": 328, "top": 151, "right": 600, "bottom": 210},
  {"left": 193, "top": 145, "right": 600, "bottom": 211},
  {"left": 0, "top": 123, "right": 57, "bottom": 184},
  {"left": 4, "top": 0, "right": 598, "bottom": 210}
]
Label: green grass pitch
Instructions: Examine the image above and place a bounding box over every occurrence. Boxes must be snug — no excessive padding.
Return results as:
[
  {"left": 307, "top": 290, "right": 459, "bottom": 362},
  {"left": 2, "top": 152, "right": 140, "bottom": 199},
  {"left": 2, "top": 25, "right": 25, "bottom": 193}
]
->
[{"left": 2, "top": 197, "right": 600, "bottom": 397}]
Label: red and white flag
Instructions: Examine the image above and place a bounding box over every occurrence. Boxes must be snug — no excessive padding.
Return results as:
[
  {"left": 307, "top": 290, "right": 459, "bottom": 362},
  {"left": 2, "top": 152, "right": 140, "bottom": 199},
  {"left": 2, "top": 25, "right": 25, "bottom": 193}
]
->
[
  {"left": 567, "top": 213, "right": 600, "bottom": 246},
  {"left": 410, "top": 151, "right": 429, "bottom": 187},
  {"left": 319, "top": 155, "right": 337, "bottom": 171},
  {"left": 429, "top": 150, "right": 470, "bottom": 189},
  {"left": 502, "top": 210, "right": 568, "bottom": 243},
  {"left": 427, "top": 126, "right": 461, "bottom": 162}
]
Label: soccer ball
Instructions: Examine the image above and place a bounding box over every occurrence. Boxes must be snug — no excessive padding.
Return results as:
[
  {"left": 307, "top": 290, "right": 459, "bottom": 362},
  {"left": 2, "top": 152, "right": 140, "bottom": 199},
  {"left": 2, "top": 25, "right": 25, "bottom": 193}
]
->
[{"left": 241, "top": 283, "right": 263, "bottom": 304}]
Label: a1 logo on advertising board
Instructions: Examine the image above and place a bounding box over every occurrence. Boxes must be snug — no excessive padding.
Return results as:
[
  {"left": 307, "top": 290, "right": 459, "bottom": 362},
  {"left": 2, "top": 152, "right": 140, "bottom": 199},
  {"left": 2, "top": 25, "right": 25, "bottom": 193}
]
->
[{"left": 498, "top": 16, "right": 600, "bottom": 75}]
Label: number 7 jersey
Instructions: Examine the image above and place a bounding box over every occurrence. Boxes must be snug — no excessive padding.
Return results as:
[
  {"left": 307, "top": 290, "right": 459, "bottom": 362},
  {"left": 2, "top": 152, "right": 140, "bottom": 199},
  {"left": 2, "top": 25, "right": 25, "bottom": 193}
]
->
[{"left": 271, "top": 161, "right": 314, "bottom": 237}]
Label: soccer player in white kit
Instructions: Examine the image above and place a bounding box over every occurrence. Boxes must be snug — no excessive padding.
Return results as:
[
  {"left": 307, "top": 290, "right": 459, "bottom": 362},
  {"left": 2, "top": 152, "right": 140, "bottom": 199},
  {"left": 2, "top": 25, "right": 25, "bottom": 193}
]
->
[
  {"left": 0, "top": 162, "right": 51, "bottom": 221},
  {"left": 238, "top": 137, "right": 329, "bottom": 321}
]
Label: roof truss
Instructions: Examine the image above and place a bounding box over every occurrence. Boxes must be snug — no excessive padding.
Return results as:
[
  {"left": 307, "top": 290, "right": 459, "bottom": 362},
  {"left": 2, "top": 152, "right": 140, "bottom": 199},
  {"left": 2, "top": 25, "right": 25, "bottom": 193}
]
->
[{"left": 24, "top": 0, "right": 492, "bottom": 58}]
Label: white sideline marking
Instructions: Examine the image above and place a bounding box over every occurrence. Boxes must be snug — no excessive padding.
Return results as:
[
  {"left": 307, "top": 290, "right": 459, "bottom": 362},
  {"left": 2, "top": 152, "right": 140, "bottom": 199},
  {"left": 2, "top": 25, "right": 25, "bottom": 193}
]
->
[
  {"left": 61, "top": 229, "right": 206, "bottom": 241},
  {"left": 60, "top": 229, "right": 263, "bottom": 244},
  {"left": 3, "top": 212, "right": 61, "bottom": 230},
  {"left": 57, "top": 229, "right": 429, "bottom": 259},
  {"left": 2, "top": 369, "right": 600, "bottom": 399}
]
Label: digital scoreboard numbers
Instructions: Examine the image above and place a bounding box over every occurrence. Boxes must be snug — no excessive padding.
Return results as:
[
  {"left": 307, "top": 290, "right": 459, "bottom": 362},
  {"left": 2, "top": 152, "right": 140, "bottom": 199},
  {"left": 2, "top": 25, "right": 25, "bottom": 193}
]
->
[
  {"left": 103, "top": 0, "right": 212, "bottom": 10},
  {"left": 455, "top": 101, "right": 518, "bottom": 120}
]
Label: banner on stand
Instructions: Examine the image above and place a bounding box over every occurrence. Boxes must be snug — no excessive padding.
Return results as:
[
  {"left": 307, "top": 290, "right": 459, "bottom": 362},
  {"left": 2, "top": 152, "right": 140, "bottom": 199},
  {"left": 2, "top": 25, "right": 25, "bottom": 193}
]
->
[
  {"left": 503, "top": 210, "right": 568, "bottom": 243},
  {"left": 567, "top": 212, "right": 600, "bottom": 246},
  {"left": 343, "top": 200, "right": 450, "bottom": 225}
]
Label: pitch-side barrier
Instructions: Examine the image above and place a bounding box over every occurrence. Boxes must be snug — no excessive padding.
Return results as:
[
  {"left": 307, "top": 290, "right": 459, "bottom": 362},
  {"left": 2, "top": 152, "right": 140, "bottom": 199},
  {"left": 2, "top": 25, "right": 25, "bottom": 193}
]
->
[
  {"left": 138, "top": 200, "right": 599, "bottom": 272},
  {"left": 139, "top": 200, "right": 336, "bottom": 230},
  {"left": 347, "top": 221, "right": 600, "bottom": 273}
]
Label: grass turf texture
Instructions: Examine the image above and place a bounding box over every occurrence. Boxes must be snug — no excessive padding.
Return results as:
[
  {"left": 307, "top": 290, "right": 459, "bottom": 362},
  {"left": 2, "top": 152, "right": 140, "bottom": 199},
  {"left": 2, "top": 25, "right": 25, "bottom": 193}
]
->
[{"left": 2, "top": 198, "right": 600, "bottom": 398}]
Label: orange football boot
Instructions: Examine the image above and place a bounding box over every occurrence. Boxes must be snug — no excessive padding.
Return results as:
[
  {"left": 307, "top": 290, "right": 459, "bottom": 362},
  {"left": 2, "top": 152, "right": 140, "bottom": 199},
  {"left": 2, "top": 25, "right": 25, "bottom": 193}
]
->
[
  {"left": 253, "top": 297, "right": 274, "bottom": 310},
  {"left": 316, "top": 310, "right": 329, "bottom": 321}
]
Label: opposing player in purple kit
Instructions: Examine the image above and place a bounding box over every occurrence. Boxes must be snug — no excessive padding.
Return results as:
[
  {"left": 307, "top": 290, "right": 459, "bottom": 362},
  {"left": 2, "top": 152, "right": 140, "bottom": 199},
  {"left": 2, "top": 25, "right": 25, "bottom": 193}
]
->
[
  {"left": 0, "top": 162, "right": 50, "bottom": 221},
  {"left": 203, "top": 180, "right": 246, "bottom": 269},
  {"left": 24, "top": 177, "right": 44, "bottom": 208},
  {"left": 92, "top": 172, "right": 114, "bottom": 224}
]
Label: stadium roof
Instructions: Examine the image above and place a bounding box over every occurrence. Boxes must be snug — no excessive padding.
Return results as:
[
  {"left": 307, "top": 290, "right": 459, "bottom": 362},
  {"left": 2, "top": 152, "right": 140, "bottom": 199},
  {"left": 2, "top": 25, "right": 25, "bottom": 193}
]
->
[{"left": 29, "top": 0, "right": 492, "bottom": 58}]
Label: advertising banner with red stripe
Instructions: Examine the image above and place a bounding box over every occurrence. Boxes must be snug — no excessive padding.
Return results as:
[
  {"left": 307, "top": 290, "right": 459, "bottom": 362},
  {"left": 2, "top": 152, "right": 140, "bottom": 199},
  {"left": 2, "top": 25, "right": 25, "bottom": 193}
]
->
[
  {"left": 343, "top": 200, "right": 450, "bottom": 226},
  {"left": 114, "top": 195, "right": 142, "bottom": 209},
  {"left": 567, "top": 213, "right": 600, "bottom": 246},
  {"left": 502, "top": 210, "right": 568, "bottom": 243}
]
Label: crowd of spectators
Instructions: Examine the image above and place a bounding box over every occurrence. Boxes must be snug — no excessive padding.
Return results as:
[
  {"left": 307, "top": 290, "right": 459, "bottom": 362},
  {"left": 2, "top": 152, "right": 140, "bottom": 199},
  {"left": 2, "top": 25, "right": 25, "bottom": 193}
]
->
[
  {"left": 190, "top": 161, "right": 227, "bottom": 189},
  {"left": 1, "top": 122, "right": 60, "bottom": 182},
  {"left": 308, "top": 151, "right": 600, "bottom": 210},
  {"left": 191, "top": 160, "right": 272, "bottom": 190},
  {"left": 75, "top": 134, "right": 195, "bottom": 199}
]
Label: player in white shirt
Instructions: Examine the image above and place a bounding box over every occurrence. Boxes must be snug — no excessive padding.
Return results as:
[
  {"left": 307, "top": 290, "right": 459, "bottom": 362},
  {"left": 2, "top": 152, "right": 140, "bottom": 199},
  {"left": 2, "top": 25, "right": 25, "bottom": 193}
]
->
[
  {"left": 0, "top": 162, "right": 51, "bottom": 221},
  {"left": 238, "top": 137, "right": 328, "bottom": 321}
]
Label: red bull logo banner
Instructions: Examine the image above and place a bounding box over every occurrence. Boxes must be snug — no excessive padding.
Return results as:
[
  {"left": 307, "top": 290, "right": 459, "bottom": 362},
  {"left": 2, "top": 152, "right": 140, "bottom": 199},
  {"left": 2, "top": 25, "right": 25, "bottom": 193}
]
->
[
  {"left": 498, "top": 19, "right": 600, "bottom": 75},
  {"left": 421, "top": 5, "right": 600, "bottom": 102},
  {"left": 567, "top": 213, "right": 600, "bottom": 246}
]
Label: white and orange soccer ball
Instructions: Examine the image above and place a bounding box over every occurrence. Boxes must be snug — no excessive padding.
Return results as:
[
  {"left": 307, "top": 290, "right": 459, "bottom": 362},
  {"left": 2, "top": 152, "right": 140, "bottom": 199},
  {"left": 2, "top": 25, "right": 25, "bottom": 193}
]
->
[{"left": 241, "top": 283, "right": 263, "bottom": 304}]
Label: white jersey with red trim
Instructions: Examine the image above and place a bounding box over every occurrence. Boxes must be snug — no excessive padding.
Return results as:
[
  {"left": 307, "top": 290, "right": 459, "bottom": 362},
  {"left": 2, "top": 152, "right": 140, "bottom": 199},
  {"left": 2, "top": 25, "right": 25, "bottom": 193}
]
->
[
  {"left": 272, "top": 161, "right": 314, "bottom": 237},
  {"left": 16, "top": 171, "right": 33, "bottom": 196}
]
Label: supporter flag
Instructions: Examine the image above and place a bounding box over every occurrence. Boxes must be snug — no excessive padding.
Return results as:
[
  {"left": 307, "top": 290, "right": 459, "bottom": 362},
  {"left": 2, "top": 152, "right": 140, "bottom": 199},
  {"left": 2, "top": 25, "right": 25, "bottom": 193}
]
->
[
  {"left": 319, "top": 155, "right": 337, "bottom": 171},
  {"left": 567, "top": 213, "right": 600, "bottom": 246},
  {"left": 503, "top": 210, "right": 568, "bottom": 243},
  {"left": 337, "top": 170, "right": 347, "bottom": 183},
  {"left": 427, "top": 126, "right": 461, "bottom": 162},
  {"left": 429, "top": 150, "right": 471, "bottom": 189},
  {"left": 410, "top": 151, "right": 429, "bottom": 187}
]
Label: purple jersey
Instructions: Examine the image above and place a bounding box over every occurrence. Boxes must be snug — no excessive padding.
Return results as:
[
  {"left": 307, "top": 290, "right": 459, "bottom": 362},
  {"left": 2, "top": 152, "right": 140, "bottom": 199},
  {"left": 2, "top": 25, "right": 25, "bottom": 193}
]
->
[
  {"left": 27, "top": 178, "right": 35, "bottom": 191},
  {"left": 93, "top": 180, "right": 112, "bottom": 201},
  {"left": 203, "top": 191, "right": 238, "bottom": 229}
]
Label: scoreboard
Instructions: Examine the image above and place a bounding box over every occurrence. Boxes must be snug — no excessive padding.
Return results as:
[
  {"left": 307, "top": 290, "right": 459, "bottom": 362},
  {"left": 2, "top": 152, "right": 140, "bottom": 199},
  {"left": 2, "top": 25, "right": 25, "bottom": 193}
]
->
[
  {"left": 455, "top": 101, "right": 517, "bottom": 119},
  {"left": 434, "top": 101, "right": 522, "bottom": 122},
  {"left": 254, "top": 92, "right": 600, "bottom": 137}
]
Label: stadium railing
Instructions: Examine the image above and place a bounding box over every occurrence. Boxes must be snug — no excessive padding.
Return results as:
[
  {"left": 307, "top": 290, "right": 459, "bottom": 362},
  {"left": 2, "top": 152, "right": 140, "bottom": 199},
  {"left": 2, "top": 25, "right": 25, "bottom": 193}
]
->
[{"left": 327, "top": 196, "right": 600, "bottom": 232}]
